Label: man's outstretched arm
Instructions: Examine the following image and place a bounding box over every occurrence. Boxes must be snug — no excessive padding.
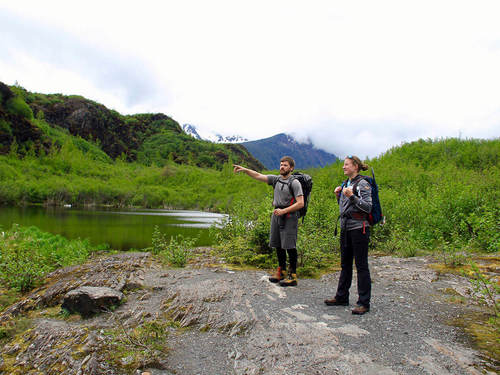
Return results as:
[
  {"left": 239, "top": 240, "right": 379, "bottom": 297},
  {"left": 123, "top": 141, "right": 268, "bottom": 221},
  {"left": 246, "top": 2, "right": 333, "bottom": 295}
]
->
[{"left": 233, "top": 165, "right": 268, "bottom": 183}]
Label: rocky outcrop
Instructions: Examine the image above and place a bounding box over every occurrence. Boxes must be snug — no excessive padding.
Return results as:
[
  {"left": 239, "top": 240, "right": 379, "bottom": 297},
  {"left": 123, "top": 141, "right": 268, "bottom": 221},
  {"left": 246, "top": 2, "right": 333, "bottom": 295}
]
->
[
  {"left": 0, "top": 82, "right": 14, "bottom": 104},
  {"left": 62, "top": 286, "right": 124, "bottom": 317},
  {"left": 0, "top": 253, "right": 496, "bottom": 375},
  {"left": 0, "top": 109, "right": 49, "bottom": 155},
  {"left": 0, "top": 252, "right": 149, "bottom": 323},
  {"left": 29, "top": 95, "right": 182, "bottom": 160}
]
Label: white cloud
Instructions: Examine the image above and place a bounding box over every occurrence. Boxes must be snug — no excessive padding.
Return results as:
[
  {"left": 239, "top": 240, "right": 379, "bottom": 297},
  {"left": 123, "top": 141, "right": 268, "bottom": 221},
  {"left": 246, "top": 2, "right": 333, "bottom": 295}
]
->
[{"left": 1, "top": 0, "right": 499, "bottom": 157}]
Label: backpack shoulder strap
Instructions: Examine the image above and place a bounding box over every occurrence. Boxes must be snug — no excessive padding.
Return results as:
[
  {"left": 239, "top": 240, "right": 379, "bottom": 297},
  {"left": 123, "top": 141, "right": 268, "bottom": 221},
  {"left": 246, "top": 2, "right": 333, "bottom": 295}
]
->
[
  {"left": 273, "top": 177, "right": 291, "bottom": 191},
  {"left": 351, "top": 175, "right": 367, "bottom": 197},
  {"left": 287, "top": 175, "right": 296, "bottom": 198},
  {"left": 272, "top": 176, "right": 284, "bottom": 189}
]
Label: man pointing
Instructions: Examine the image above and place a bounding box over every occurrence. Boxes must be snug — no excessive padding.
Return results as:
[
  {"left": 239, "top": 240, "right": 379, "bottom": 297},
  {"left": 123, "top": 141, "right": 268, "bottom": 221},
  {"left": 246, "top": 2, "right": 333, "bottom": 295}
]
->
[{"left": 233, "top": 156, "right": 304, "bottom": 286}]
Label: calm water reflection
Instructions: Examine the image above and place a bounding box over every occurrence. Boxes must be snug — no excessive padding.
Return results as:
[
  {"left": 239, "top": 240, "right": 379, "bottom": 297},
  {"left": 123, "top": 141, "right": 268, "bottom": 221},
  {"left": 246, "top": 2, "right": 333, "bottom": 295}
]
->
[{"left": 0, "top": 206, "right": 226, "bottom": 250}]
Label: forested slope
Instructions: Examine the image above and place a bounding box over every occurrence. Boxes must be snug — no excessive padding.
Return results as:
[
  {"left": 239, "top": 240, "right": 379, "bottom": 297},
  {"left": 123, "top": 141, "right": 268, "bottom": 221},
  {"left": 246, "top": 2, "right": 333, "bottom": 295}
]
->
[{"left": 0, "top": 82, "right": 263, "bottom": 170}]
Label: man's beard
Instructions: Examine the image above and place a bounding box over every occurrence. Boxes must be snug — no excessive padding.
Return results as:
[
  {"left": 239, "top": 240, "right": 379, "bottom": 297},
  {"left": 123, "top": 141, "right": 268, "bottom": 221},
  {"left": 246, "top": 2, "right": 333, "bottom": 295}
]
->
[{"left": 280, "top": 169, "right": 290, "bottom": 176}]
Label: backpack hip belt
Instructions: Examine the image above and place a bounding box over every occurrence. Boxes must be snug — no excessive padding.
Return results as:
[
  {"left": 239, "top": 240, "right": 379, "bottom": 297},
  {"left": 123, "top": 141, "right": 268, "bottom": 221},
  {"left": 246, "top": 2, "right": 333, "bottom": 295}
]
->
[{"left": 349, "top": 212, "right": 368, "bottom": 220}]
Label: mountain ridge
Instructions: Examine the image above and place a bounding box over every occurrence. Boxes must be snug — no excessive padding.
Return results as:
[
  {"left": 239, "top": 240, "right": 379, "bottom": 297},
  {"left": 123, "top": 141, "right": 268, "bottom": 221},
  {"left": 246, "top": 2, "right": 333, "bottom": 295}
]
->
[
  {"left": 181, "top": 124, "right": 338, "bottom": 169},
  {"left": 242, "top": 133, "right": 338, "bottom": 170}
]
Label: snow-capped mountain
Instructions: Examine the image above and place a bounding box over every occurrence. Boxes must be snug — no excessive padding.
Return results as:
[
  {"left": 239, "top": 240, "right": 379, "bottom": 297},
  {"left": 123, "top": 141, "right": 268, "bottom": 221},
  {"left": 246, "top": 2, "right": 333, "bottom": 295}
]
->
[
  {"left": 212, "top": 134, "right": 249, "bottom": 143},
  {"left": 182, "top": 124, "right": 202, "bottom": 140},
  {"left": 182, "top": 124, "right": 248, "bottom": 144}
]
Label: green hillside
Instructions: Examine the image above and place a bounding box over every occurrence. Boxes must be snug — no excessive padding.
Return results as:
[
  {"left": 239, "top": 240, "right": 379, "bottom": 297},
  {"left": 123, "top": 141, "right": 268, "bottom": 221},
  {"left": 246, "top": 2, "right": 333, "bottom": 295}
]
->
[
  {"left": 0, "top": 128, "right": 272, "bottom": 211},
  {"left": 0, "top": 82, "right": 269, "bottom": 210},
  {"left": 0, "top": 82, "right": 263, "bottom": 171}
]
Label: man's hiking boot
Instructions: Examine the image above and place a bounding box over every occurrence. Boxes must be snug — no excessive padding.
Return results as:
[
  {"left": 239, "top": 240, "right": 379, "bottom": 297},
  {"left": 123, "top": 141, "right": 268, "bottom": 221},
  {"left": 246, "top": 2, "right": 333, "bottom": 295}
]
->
[
  {"left": 352, "top": 305, "right": 370, "bottom": 315},
  {"left": 279, "top": 273, "right": 298, "bottom": 287},
  {"left": 324, "top": 297, "right": 349, "bottom": 306},
  {"left": 269, "top": 267, "right": 286, "bottom": 283}
]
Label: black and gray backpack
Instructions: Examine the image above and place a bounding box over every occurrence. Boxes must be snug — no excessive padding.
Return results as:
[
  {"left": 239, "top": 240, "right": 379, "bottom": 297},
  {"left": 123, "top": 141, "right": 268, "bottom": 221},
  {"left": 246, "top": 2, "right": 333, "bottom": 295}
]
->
[{"left": 273, "top": 172, "right": 313, "bottom": 221}]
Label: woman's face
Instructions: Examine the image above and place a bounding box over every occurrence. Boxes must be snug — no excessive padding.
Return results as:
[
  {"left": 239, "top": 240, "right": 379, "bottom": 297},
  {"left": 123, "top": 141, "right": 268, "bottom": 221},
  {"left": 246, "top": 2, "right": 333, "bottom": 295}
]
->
[{"left": 343, "top": 158, "right": 358, "bottom": 176}]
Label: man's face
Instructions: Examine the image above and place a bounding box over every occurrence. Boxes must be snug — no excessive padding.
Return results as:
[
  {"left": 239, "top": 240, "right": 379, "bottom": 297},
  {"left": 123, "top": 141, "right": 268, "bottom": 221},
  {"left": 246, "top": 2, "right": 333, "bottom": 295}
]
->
[{"left": 279, "top": 161, "right": 293, "bottom": 176}]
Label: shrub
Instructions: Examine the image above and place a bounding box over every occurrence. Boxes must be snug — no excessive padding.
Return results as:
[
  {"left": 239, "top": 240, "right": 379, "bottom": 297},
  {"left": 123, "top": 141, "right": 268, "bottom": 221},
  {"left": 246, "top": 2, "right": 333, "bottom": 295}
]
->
[
  {"left": 151, "top": 226, "right": 195, "bottom": 267},
  {"left": 213, "top": 196, "right": 274, "bottom": 267},
  {"left": 465, "top": 262, "right": 500, "bottom": 317},
  {"left": 5, "top": 96, "right": 33, "bottom": 120},
  {"left": 0, "top": 119, "right": 12, "bottom": 136}
]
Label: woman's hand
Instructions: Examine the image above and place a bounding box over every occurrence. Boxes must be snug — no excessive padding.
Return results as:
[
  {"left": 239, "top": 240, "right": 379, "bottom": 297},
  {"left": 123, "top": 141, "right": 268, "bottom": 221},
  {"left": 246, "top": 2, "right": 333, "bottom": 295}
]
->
[{"left": 343, "top": 186, "right": 354, "bottom": 198}]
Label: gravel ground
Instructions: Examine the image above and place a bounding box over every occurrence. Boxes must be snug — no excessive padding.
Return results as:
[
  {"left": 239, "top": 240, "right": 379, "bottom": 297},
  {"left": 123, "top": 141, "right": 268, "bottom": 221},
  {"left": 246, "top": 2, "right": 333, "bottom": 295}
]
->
[
  {"left": 139, "top": 255, "right": 497, "bottom": 375},
  {"left": 2, "top": 253, "right": 497, "bottom": 375}
]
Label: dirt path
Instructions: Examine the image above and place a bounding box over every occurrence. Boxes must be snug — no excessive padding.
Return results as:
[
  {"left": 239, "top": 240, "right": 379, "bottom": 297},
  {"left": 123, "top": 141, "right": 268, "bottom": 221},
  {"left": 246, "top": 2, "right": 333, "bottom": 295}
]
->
[{"left": 0, "top": 252, "right": 497, "bottom": 374}]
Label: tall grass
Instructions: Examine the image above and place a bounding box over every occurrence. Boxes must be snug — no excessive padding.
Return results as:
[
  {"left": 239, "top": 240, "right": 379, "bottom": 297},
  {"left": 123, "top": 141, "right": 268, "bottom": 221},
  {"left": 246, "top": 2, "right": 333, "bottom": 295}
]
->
[{"left": 0, "top": 224, "right": 102, "bottom": 294}]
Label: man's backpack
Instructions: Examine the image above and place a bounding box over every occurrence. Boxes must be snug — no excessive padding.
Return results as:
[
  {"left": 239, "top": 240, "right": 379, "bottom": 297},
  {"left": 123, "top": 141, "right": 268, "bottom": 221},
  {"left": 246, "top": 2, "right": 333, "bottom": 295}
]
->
[
  {"left": 273, "top": 172, "right": 313, "bottom": 221},
  {"left": 291, "top": 172, "right": 313, "bottom": 220},
  {"left": 341, "top": 167, "right": 384, "bottom": 226}
]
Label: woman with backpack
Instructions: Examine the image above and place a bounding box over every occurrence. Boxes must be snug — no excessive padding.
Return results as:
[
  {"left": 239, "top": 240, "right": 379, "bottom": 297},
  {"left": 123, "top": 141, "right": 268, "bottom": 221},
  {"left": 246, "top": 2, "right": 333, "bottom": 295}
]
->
[{"left": 324, "top": 155, "right": 373, "bottom": 315}]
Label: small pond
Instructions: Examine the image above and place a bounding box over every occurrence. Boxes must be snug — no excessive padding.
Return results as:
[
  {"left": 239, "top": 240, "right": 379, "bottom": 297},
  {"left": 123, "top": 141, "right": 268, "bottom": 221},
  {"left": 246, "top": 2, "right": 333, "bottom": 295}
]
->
[{"left": 0, "top": 206, "right": 226, "bottom": 250}]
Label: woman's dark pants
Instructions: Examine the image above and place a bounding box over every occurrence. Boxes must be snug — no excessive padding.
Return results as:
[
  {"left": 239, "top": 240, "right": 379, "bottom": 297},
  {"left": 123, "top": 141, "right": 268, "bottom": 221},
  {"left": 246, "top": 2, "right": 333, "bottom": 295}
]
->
[{"left": 335, "top": 228, "right": 371, "bottom": 307}]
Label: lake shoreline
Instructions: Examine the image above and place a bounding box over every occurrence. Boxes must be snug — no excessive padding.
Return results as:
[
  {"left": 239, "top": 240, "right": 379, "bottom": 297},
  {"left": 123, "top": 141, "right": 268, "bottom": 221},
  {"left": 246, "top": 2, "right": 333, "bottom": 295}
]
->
[{"left": 0, "top": 201, "right": 226, "bottom": 214}]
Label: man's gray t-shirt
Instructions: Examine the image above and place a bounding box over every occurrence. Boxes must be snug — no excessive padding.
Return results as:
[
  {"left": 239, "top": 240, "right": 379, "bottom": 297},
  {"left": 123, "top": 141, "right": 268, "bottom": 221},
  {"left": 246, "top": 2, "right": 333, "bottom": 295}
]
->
[
  {"left": 267, "top": 175, "right": 303, "bottom": 208},
  {"left": 267, "top": 175, "right": 304, "bottom": 249}
]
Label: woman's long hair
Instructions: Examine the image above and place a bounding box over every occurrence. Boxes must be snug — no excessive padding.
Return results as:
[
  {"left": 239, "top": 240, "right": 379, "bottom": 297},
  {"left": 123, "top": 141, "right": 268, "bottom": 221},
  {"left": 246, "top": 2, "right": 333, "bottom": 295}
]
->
[{"left": 346, "top": 155, "right": 369, "bottom": 172}]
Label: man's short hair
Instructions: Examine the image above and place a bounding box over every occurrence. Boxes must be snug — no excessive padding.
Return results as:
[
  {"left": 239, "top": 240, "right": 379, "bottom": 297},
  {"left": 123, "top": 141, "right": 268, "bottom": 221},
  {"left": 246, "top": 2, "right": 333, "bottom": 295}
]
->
[{"left": 280, "top": 156, "right": 295, "bottom": 168}]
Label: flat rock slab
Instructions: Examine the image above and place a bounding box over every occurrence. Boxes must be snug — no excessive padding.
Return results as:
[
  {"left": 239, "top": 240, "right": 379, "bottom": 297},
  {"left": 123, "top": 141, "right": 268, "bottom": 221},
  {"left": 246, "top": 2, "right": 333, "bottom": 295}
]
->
[
  {"left": 62, "top": 286, "right": 124, "bottom": 317},
  {"left": 1, "top": 254, "right": 498, "bottom": 375}
]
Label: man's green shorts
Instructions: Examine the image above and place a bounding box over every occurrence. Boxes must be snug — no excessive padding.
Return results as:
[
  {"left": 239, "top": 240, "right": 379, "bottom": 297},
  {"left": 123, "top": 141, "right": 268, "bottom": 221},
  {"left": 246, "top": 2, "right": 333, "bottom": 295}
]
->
[{"left": 269, "top": 212, "right": 299, "bottom": 249}]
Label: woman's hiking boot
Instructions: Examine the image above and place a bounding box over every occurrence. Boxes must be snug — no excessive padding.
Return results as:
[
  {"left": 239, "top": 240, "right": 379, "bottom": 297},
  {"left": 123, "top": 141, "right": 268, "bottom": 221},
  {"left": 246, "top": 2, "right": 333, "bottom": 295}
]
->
[
  {"left": 324, "top": 297, "right": 349, "bottom": 306},
  {"left": 351, "top": 305, "right": 370, "bottom": 315},
  {"left": 269, "top": 267, "right": 286, "bottom": 283},
  {"left": 279, "top": 273, "right": 297, "bottom": 287}
]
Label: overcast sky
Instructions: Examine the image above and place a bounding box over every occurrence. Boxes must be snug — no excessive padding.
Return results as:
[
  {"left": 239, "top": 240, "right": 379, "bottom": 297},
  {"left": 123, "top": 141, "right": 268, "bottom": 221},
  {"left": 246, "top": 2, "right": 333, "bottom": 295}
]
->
[{"left": 1, "top": 1, "right": 499, "bottom": 158}]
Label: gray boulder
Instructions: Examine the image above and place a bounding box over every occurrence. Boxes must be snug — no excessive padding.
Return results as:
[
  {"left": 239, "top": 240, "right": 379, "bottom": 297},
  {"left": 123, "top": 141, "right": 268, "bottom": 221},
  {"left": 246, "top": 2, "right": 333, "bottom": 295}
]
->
[{"left": 62, "top": 286, "right": 124, "bottom": 317}]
